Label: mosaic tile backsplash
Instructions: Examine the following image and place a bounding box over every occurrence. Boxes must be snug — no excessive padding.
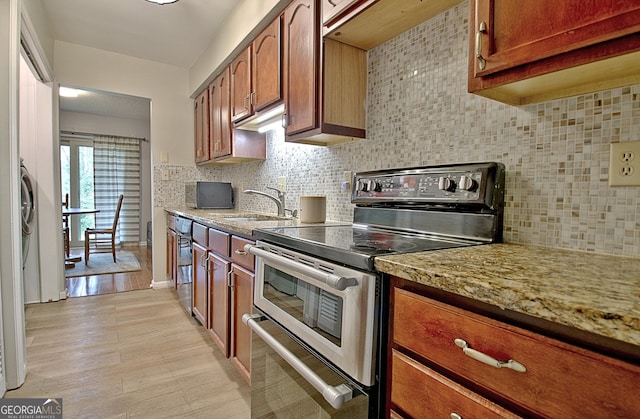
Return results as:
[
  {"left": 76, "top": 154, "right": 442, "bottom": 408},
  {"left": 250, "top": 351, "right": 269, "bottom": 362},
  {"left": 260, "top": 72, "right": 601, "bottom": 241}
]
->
[{"left": 155, "top": 1, "right": 640, "bottom": 257}]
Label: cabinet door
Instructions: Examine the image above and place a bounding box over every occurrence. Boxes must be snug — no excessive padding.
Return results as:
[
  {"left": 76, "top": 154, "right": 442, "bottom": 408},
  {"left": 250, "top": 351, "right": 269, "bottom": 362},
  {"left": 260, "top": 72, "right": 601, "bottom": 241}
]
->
[
  {"left": 283, "top": 0, "right": 318, "bottom": 136},
  {"left": 230, "top": 47, "right": 252, "bottom": 122},
  {"left": 230, "top": 264, "right": 254, "bottom": 385},
  {"left": 208, "top": 78, "right": 220, "bottom": 160},
  {"left": 210, "top": 68, "right": 232, "bottom": 159},
  {"left": 192, "top": 241, "right": 208, "bottom": 327},
  {"left": 166, "top": 228, "right": 177, "bottom": 287},
  {"left": 252, "top": 17, "right": 282, "bottom": 112},
  {"left": 471, "top": 0, "right": 640, "bottom": 78},
  {"left": 194, "top": 88, "right": 209, "bottom": 163},
  {"left": 208, "top": 252, "right": 231, "bottom": 357}
]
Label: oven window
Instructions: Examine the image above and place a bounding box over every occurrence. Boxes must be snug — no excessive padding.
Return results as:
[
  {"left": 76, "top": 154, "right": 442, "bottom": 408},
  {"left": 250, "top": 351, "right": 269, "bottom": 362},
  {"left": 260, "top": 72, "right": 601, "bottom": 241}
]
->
[{"left": 263, "top": 265, "right": 343, "bottom": 346}]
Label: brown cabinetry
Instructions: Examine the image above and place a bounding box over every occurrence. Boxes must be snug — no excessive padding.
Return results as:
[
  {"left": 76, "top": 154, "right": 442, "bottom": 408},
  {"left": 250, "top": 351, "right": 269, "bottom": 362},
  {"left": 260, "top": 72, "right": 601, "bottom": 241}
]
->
[
  {"left": 282, "top": 0, "right": 367, "bottom": 145},
  {"left": 230, "top": 47, "right": 252, "bottom": 123},
  {"left": 229, "top": 236, "right": 255, "bottom": 385},
  {"left": 206, "top": 228, "right": 231, "bottom": 356},
  {"left": 209, "top": 69, "right": 231, "bottom": 159},
  {"left": 194, "top": 88, "right": 210, "bottom": 163},
  {"left": 388, "top": 278, "right": 640, "bottom": 418},
  {"left": 252, "top": 17, "right": 282, "bottom": 113},
  {"left": 191, "top": 223, "right": 209, "bottom": 326},
  {"left": 165, "top": 214, "right": 177, "bottom": 287},
  {"left": 195, "top": 68, "right": 265, "bottom": 165},
  {"left": 468, "top": 0, "right": 640, "bottom": 105},
  {"left": 323, "top": 0, "right": 460, "bottom": 49}
]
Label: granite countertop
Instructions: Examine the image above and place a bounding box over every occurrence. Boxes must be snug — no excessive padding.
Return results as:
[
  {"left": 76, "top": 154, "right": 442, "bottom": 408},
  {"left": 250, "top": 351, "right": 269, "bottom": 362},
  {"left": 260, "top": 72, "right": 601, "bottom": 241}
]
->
[
  {"left": 165, "top": 206, "right": 340, "bottom": 238},
  {"left": 375, "top": 243, "right": 640, "bottom": 348}
]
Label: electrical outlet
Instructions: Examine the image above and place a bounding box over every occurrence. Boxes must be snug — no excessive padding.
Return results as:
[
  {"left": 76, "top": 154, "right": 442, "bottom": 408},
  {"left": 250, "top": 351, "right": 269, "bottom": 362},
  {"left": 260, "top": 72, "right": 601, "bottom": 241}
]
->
[
  {"left": 277, "top": 176, "right": 287, "bottom": 192},
  {"left": 161, "top": 169, "right": 169, "bottom": 181},
  {"left": 609, "top": 141, "right": 640, "bottom": 186}
]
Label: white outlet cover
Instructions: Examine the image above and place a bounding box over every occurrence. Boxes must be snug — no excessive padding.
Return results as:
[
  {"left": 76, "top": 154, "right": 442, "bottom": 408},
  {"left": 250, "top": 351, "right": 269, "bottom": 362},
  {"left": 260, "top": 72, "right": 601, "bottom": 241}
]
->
[
  {"left": 277, "top": 176, "right": 287, "bottom": 192},
  {"left": 609, "top": 141, "right": 640, "bottom": 186}
]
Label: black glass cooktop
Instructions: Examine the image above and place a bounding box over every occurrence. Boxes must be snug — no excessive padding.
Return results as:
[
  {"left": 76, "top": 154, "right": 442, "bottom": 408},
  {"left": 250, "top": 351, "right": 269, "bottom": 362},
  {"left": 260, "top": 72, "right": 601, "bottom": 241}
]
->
[{"left": 253, "top": 225, "right": 475, "bottom": 271}]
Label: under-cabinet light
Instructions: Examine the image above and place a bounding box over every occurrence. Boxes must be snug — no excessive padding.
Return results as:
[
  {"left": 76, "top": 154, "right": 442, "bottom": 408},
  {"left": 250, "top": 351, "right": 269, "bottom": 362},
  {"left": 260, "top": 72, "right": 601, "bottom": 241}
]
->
[{"left": 258, "top": 120, "right": 284, "bottom": 134}]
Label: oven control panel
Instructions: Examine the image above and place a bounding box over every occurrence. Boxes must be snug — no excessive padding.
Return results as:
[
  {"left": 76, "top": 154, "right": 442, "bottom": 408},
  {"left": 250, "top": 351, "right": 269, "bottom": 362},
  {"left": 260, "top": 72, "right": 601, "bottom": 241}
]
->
[{"left": 352, "top": 162, "right": 504, "bottom": 207}]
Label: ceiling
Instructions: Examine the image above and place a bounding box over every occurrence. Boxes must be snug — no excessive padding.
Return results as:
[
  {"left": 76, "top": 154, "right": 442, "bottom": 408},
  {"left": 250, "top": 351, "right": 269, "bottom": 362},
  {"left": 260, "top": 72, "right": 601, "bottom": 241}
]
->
[
  {"left": 41, "top": 0, "right": 237, "bottom": 68},
  {"left": 59, "top": 87, "right": 151, "bottom": 121},
  {"left": 44, "top": 0, "right": 238, "bottom": 120}
]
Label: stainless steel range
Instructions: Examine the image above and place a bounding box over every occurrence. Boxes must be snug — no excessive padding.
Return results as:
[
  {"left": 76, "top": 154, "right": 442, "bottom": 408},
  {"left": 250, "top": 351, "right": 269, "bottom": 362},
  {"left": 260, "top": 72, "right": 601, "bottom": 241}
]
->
[{"left": 242, "top": 162, "right": 505, "bottom": 418}]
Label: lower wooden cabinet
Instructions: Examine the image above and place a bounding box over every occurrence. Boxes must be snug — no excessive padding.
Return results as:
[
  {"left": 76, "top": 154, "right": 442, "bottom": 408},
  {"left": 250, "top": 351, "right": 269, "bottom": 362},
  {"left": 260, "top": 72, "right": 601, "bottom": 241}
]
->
[
  {"left": 391, "top": 350, "right": 519, "bottom": 419},
  {"left": 207, "top": 252, "right": 231, "bottom": 356},
  {"left": 388, "top": 277, "right": 640, "bottom": 418},
  {"left": 229, "top": 263, "right": 254, "bottom": 386},
  {"left": 165, "top": 216, "right": 177, "bottom": 287},
  {"left": 191, "top": 240, "right": 208, "bottom": 327}
]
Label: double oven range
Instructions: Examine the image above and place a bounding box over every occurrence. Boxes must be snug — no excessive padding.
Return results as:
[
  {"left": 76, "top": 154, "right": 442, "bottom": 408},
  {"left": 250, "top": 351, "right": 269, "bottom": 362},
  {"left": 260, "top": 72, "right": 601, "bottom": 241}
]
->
[{"left": 242, "top": 162, "right": 505, "bottom": 418}]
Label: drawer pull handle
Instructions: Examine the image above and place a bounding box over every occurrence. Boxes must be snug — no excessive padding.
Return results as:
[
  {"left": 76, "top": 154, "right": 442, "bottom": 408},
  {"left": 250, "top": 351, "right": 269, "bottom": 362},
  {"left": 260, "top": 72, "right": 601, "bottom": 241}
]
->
[
  {"left": 475, "top": 21, "right": 487, "bottom": 70},
  {"left": 234, "top": 249, "right": 247, "bottom": 256},
  {"left": 451, "top": 414, "right": 462, "bottom": 419},
  {"left": 454, "top": 338, "right": 526, "bottom": 373}
]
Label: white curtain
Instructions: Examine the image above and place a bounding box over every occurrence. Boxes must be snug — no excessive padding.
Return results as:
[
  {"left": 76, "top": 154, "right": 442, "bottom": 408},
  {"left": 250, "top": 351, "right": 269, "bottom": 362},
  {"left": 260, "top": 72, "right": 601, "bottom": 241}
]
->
[{"left": 93, "top": 135, "right": 141, "bottom": 244}]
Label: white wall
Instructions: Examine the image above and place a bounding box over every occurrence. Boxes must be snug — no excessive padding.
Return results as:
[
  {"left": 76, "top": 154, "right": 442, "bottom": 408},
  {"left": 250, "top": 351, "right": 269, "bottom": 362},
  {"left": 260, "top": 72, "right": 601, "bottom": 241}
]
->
[{"left": 54, "top": 40, "right": 193, "bottom": 284}]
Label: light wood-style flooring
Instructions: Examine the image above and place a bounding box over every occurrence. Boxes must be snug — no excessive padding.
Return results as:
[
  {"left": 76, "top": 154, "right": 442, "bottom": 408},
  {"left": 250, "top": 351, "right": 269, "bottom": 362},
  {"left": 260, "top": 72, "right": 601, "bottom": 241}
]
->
[
  {"left": 5, "top": 246, "right": 250, "bottom": 418},
  {"left": 66, "top": 246, "right": 153, "bottom": 297}
]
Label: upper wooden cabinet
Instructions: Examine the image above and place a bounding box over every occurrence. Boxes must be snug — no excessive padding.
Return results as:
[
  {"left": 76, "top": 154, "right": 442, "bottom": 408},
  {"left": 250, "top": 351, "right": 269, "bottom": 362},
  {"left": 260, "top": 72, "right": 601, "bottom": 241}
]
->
[
  {"left": 252, "top": 17, "right": 282, "bottom": 112},
  {"left": 324, "top": 0, "right": 461, "bottom": 49},
  {"left": 194, "top": 88, "right": 209, "bottom": 163},
  {"left": 283, "top": 0, "right": 367, "bottom": 145},
  {"left": 231, "top": 17, "right": 282, "bottom": 128},
  {"left": 468, "top": 0, "right": 640, "bottom": 105},
  {"left": 230, "top": 47, "right": 252, "bottom": 123},
  {"left": 200, "top": 67, "right": 265, "bottom": 165},
  {"left": 283, "top": 0, "right": 318, "bottom": 136}
]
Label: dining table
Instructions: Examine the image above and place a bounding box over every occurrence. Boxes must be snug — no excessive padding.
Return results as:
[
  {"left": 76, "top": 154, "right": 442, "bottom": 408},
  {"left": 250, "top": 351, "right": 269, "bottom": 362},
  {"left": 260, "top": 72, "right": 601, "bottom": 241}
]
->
[{"left": 63, "top": 207, "right": 99, "bottom": 268}]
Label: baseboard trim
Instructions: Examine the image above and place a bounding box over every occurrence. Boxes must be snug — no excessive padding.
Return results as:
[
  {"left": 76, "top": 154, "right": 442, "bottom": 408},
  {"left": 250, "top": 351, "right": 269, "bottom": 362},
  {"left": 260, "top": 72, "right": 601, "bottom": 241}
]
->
[{"left": 151, "top": 279, "right": 172, "bottom": 289}]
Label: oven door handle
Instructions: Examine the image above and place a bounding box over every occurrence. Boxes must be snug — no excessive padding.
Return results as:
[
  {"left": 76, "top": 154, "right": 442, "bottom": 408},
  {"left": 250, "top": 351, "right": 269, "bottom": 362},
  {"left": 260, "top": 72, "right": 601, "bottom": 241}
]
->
[
  {"left": 243, "top": 313, "right": 354, "bottom": 409},
  {"left": 245, "top": 244, "right": 358, "bottom": 291}
]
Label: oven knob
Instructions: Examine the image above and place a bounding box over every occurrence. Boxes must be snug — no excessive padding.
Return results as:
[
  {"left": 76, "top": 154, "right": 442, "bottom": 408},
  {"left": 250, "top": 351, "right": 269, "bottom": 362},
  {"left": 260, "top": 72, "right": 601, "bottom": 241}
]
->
[
  {"left": 459, "top": 175, "right": 478, "bottom": 191},
  {"left": 357, "top": 179, "right": 370, "bottom": 192},
  {"left": 370, "top": 180, "right": 382, "bottom": 192},
  {"left": 358, "top": 179, "right": 381, "bottom": 193},
  {"left": 438, "top": 176, "right": 456, "bottom": 192}
]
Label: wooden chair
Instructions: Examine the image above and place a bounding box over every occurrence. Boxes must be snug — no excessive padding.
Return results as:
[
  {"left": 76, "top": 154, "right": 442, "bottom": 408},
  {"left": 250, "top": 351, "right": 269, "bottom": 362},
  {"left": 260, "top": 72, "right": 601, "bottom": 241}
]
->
[{"left": 84, "top": 194, "right": 124, "bottom": 263}]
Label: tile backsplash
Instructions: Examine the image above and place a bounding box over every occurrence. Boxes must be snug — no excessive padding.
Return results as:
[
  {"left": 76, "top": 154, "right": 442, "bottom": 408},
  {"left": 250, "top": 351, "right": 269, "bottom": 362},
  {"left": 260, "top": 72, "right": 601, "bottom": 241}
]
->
[{"left": 156, "top": 0, "right": 640, "bottom": 257}]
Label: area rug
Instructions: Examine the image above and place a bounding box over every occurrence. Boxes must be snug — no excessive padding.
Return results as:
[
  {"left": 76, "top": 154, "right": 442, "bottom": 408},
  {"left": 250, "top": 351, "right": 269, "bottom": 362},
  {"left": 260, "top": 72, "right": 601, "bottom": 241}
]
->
[{"left": 65, "top": 250, "right": 141, "bottom": 278}]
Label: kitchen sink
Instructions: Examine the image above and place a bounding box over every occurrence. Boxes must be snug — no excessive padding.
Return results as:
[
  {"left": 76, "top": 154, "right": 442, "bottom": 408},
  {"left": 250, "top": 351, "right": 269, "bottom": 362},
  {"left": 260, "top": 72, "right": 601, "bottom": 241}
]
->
[{"left": 222, "top": 215, "right": 287, "bottom": 222}]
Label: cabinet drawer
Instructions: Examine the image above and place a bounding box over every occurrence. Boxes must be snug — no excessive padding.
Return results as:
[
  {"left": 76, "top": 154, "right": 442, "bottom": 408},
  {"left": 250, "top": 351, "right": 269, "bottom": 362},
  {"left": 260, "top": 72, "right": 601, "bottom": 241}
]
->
[
  {"left": 391, "top": 349, "right": 519, "bottom": 419},
  {"left": 208, "top": 228, "right": 230, "bottom": 256},
  {"left": 393, "top": 289, "right": 640, "bottom": 418},
  {"left": 192, "top": 222, "right": 208, "bottom": 246},
  {"left": 231, "top": 236, "right": 255, "bottom": 271}
]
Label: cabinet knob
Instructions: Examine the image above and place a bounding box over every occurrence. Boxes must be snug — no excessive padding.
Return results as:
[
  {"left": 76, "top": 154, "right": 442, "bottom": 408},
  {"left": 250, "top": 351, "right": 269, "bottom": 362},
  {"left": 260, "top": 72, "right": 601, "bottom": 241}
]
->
[{"left": 451, "top": 414, "right": 462, "bottom": 419}]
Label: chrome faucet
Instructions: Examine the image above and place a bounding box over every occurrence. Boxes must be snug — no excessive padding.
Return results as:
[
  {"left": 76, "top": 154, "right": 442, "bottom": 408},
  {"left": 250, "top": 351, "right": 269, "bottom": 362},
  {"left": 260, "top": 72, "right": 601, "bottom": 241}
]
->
[{"left": 243, "top": 187, "right": 286, "bottom": 217}]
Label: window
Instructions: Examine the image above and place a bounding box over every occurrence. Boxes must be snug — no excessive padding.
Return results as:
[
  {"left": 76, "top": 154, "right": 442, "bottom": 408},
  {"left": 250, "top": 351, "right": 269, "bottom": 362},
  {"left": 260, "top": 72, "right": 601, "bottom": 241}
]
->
[{"left": 60, "top": 137, "right": 95, "bottom": 246}]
